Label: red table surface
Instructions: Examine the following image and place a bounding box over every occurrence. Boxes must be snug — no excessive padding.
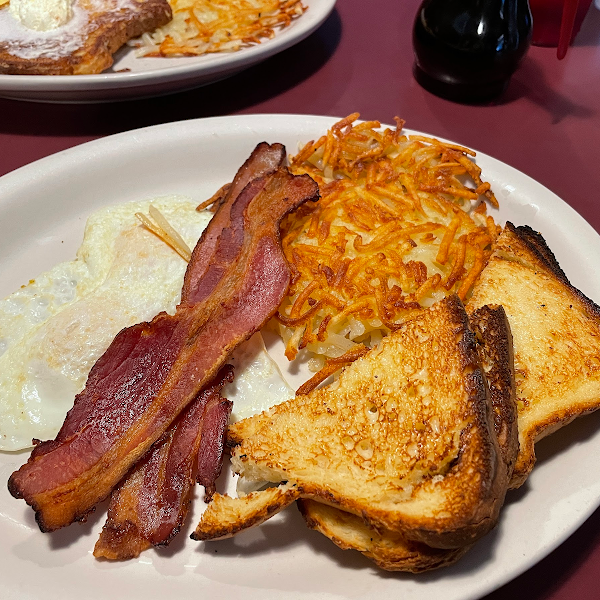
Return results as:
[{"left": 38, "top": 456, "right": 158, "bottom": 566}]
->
[{"left": 1, "top": 0, "right": 600, "bottom": 597}]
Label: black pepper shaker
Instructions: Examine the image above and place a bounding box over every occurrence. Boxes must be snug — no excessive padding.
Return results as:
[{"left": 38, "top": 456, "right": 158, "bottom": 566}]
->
[{"left": 413, "top": 0, "right": 532, "bottom": 103}]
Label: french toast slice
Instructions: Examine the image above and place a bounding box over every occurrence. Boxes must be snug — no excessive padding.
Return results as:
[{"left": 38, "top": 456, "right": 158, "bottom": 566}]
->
[
  {"left": 0, "top": 0, "right": 172, "bottom": 75},
  {"left": 467, "top": 222, "right": 600, "bottom": 487},
  {"left": 296, "top": 304, "right": 517, "bottom": 572},
  {"left": 193, "top": 295, "right": 510, "bottom": 550}
]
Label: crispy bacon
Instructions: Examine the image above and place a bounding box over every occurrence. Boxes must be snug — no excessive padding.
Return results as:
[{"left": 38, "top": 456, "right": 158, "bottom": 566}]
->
[
  {"left": 8, "top": 152, "right": 319, "bottom": 533},
  {"left": 93, "top": 365, "right": 233, "bottom": 561}
]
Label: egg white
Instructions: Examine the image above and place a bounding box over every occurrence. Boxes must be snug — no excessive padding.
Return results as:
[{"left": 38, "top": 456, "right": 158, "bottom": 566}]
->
[
  {"left": 225, "top": 332, "right": 294, "bottom": 422},
  {"left": 0, "top": 196, "right": 294, "bottom": 451}
]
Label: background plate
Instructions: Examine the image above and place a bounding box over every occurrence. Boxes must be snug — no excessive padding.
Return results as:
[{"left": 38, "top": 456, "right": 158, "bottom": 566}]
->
[
  {"left": 1, "top": 114, "right": 600, "bottom": 600},
  {"left": 0, "top": 0, "right": 335, "bottom": 103}
]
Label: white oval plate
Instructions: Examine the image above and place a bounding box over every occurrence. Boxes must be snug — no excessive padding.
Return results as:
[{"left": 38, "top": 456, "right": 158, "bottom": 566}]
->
[
  {"left": 1, "top": 114, "right": 600, "bottom": 600},
  {"left": 0, "top": 0, "right": 335, "bottom": 103}
]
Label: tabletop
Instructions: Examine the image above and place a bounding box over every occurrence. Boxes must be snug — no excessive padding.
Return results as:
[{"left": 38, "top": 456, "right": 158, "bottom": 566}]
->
[{"left": 1, "top": 0, "right": 600, "bottom": 598}]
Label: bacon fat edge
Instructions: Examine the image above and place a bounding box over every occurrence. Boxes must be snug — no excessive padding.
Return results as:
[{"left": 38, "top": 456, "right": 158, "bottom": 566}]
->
[
  {"left": 8, "top": 147, "right": 319, "bottom": 533},
  {"left": 93, "top": 365, "right": 234, "bottom": 561}
]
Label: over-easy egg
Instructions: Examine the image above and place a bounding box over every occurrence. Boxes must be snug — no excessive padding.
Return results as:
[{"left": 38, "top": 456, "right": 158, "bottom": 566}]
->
[{"left": 0, "top": 196, "right": 293, "bottom": 451}]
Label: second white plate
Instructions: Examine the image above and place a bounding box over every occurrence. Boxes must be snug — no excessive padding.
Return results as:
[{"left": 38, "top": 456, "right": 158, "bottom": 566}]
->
[{"left": 0, "top": 0, "right": 335, "bottom": 103}]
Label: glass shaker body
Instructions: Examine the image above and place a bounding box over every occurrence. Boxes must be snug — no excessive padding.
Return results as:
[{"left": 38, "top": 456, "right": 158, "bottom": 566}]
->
[{"left": 413, "top": 0, "right": 532, "bottom": 102}]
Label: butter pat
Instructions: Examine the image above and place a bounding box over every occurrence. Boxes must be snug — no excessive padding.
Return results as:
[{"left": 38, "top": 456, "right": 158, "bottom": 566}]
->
[{"left": 9, "top": 0, "right": 73, "bottom": 31}]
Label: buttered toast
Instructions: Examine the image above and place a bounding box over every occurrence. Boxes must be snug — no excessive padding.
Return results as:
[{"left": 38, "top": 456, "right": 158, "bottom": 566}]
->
[
  {"left": 0, "top": 0, "right": 171, "bottom": 75},
  {"left": 296, "top": 304, "right": 517, "bottom": 572},
  {"left": 193, "top": 295, "right": 511, "bottom": 551},
  {"left": 467, "top": 222, "right": 600, "bottom": 487}
]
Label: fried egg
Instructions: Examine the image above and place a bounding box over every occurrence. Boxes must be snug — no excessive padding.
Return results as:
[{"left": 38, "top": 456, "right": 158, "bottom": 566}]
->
[{"left": 0, "top": 196, "right": 293, "bottom": 451}]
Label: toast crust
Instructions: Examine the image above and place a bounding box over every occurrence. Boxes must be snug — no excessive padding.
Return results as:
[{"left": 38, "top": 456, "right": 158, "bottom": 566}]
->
[
  {"left": 0, "top": 0, "right": 172, "bottom": 75},
  {"left": 469, "top": 304, "right": 518, "bottom": 481},
  {"left": 467, "top": 222, "right": 600, "bottom": 487},
  {"left": 196, "top": 296, "right": 508, "bottom": 549}
]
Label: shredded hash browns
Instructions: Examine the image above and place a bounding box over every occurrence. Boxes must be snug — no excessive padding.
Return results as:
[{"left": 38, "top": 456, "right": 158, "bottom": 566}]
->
[
  {"left": 132, "top": 0, "right": 306, "bottom": 58},
  {"left": 275, "top": 114, "right": 500, "bottom": 370}
]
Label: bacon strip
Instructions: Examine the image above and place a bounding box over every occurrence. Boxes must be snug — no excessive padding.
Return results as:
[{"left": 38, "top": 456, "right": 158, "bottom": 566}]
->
[
  {"left": 93, "top": 365, "right": 233, "bottom": 561},
  {"left": 9, "top": 156, "right": 319, "bottom": 534},
  {"left": 183, "top": 142, "right": 285, "bottom": 304},
  {"left": 196, "top": 394, "right": 233, "bottom": 502}
]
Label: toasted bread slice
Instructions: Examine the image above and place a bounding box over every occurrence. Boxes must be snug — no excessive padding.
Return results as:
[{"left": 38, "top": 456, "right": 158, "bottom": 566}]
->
[
  {"left": 0, "top": 0, "right": 172, "bottom": 75},
  {"left": 467, "top": 222, "right": 600, "bottom": 487},
  {"left": 193, "top": 295, "right": 509, "bottom": 550},
  {"left": 296, "top": 304, "right": 517, "bottom": 572}
]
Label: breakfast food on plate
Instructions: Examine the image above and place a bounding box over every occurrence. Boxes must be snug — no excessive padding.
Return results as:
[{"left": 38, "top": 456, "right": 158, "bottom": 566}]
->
[
  {"left": 0, "top": 0, "right": 172, "bottom": 74},
  {"left": 8, "top": 146, "right": 319, "bottom": 535},
  {"left": 277, "top": 114, "right": 500, "bottom": 373},
  {"left": 133, "top": 0, "right": 306, "bottom": 58},
  {"left": 296, "top": 303, "right": 517, "bottom": 572},
  {"left": 286, "top": 217, "right": 600, "bottom": 569},
  {"left": 193, "top": 296, "right": 513, "bottom": 552},
  {"left": 5, "top": 115, "right": 600, "bottom": 574},
  {"left": 466, "top": 222, "right": 600, "bottom": 487},
  {"left": 0, "top": 0, "right": 306, "bottom": 74}
]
